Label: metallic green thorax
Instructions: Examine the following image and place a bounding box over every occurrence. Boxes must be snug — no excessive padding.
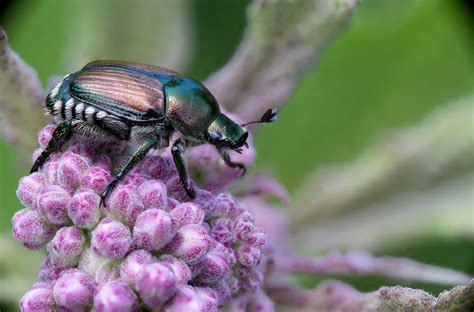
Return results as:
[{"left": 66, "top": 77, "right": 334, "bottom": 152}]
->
[{"left": 164, "top": 76, "right": 247, "bottom": 147}]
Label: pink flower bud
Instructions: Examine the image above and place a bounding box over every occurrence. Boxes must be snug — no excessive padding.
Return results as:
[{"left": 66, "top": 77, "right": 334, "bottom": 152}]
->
[
  {"left": 245, "top": 230, "right": 268, "bottom": 250},
  {"left": 53, "top": 269, "right": 95, "bottom": 311},
  {"left": 93, "top": 154, "right": 112, "bottom": 171},
  {"left": 105, "top": 184, "right": 144, "bottom": 225},
  {"left": 12, "top": 209, "right": 54, "bottom": 249},
  {"left": 138, "top": 179, "right": 168, "bottom": 210},
  {"left": 136, "top": 263, "right": 177, "bottom": 308},
  {"left": 159, "top": 255, "right": 192, "bottom": 285},
  {"left": 20, "top": 285, "right": 56, "bottom": 312},
  {"left": 238, "top": 245, "right": 261, "bottom": 267},
  {"left": 122, "top": 168, "right": 148, "bottom": 186},
  {"left": 211, "top": 281, "right": 231, "bottom": 306},
  {"left": 170, "top": 202, "right": 204, "bottom": 228},
  {"left": 195, "top": 287, "right": 218, "bottom": 312},
  {"left": 193, "top": 189, "right": 216, "bottom": 218},
  {"left": 36, "top": 185, "right": 71, "bottom": 225},
  {"left": 140, "top": 155, "right": 172, "bottom": 179},
  {"left": 193, "top": 243, "right": 231, "bottom": 284},
  {"left": 93, "top": 281, "right": 139, "bottom": 312},
  {"left": 80, "top": 166, "right": 111, "bottom": 193},
  {"left": 210, "top": 219, "right": 233, "bottom": 246},
  {"left": 50, "top": 226, "right": 85, "bottom": 260},
  {"left": 165, "top": 224, "right": 211, "bottom": 264},
  {"left": 38, "top": 257, "right": 70, "bottom": 284},
  {"left": 241, "top": 270, "right": 263, "bottom": 293},
  {"left": 232, "top": 218, "right": 254, "bottom": 241},
  {"left": 68, "top": 189, "right": 101, "bottom": 229},
  {"left": 166, "top": 175, "right": 196, "bottom": 202},
  {"left": 37, "top": 124, "right": 56, "bottom": 148},
  {"left": 17, "top": 173, "right": 44, "bottom": 210},
  {"left": 168, "top": 197, "right": 180, "bottom": 210},
  {"left": 163, "top": 286, "right": 203, "bottom": 312},
  {"left": 215, "top": 193, "right": 244, "bottom": 218},
  {"left": 133, "top": 209, "right": 177, "bottom": 251},
  {"left": 57, "top": 152, "right": 90, "bottom": 188},
  {"left": 120, "top": 250, "right": 157, "bottom": 287},
  {"left": 91, "top": 218, "right": 132, "bottom": 259},
  {"left": 96, "top": 260, "right": 121, "bottom": 285}
]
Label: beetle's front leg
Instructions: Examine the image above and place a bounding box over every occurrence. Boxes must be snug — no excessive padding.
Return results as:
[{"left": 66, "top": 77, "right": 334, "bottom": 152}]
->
[
  {"left": 101, "top": 137, "right": 158, "bottom": 206},
  {"left": 219, "top": 150, "right": 246, "bottom": 177},
  {"left": 31, "top": 121, "right": 74, "bottom": 173},
  {"left": 171, "top": 138, "right": 196, "bottom": 199}
]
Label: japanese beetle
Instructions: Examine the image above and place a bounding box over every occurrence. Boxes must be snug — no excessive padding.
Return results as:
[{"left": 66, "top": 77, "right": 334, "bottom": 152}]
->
[{"left": 31, "top": 60, "right": 277, "bottom": 202}]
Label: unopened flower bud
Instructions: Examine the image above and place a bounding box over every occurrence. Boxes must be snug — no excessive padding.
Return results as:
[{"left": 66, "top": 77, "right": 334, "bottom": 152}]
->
[
  {"left": 20, "top": 284, "right": 56, "bottom": 312},
  {"left": 37, "top": 124, "right": 56, "bottom": 148},
  {"left": 165, "top": 224, "right": 211, "bottom": 264},
  {"left": 96, "top": 260, "right": 121, "bottom": 285},
  {"left": 195, "top": 287, "right": 218, "bottom": 312},
  {"left": 53, "top": 269, "right": 95, "bottom": 311},
  {"left": 136, "top": 262, "right": 177, "bottom": 308},
  {"left": 237, "top": 245, "right": 261, "bottom": 267},
  {"left": 163, "top": 286, "right": 203, "bottom": 312},
  {"left": 93, "top": 281, "right": 139, "bottom": 312},
  {"left": 159, "top": 255, "right": 192, "bottom": 285},
  {"left": 68, "top": 189, "right": 101, "bottom": 229},
  {"left": 57, "top": 152, "right": 90, "bottom": 189},
  {"left": 37, "top": 185, "right": 71, "bottom": 225},
  {"left": 120, "top": 250, "right": 157, "bottom": 287},
  {"left": 170, "top": 202, "right": 204, "bottom": 228},
  {"left": 105, "top": 184, "right": 144, "bottom": 225},
  {"left": 91, "top": 218, "right": 132, "bottom": 259},
  {"left": 50, "top": 226, "right": 85, "bottom": 260},
  {"left": 17, "top": 173, "right": 44, "bottom": 210},
  {"left": 138, "top": 179, "right": 168, "bottom": 210},
  {"left": 12, "top": 209, "right": 54, "bottom": 249},
  {"left": 133, "top": 209, "right": 177, "bottom": 251},
  {"left": 80, "top": 166, "right": 111, "bottom": 193}
]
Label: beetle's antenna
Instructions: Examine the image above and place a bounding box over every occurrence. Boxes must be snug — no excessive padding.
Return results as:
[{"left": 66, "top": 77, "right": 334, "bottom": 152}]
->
[{"left": 241, "top": 108, "right": 278, "bottom": 127}]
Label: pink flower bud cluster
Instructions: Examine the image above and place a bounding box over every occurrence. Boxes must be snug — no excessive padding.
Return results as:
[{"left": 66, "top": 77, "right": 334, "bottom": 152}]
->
[{"left": 14, "top": 125, "right": 269, "bottom": 311}]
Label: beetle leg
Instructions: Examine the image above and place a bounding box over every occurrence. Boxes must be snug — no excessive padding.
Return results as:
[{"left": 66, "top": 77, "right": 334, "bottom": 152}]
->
[
  {"left": 171, "top": 138, "right": 196, "bottom": 199},
  {"left": 30, "top": 121, "right": 74, "bottom": 173},
  {"left": 101, "top": 137, "right": 158, "bottom": 206},
  {"left": 219, "top": 150, "right": 246, "bottom": 177}
]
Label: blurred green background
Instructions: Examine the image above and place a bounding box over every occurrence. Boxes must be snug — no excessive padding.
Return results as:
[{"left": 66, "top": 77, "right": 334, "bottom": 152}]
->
[{"left": 0, "top": 0, "right": 473, "bottom": 308}]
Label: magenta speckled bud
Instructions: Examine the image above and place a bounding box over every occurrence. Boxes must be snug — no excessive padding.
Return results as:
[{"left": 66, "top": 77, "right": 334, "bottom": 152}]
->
[
  {"left": 138, "top": 179, "right": 168, "bottom": 210},
  {"left": 211, "top": 281, "right": 231, "bottom": 306},
  {"left": 120, "top": 249, "right": 157, "bottom": 287},
  {"left": 17, "top": 173, "right": 44, "bottom": 210},
  {"left": 170, "top": 202, "right": 204, "bottom": 228},
  {"left": 93, "top": 154, "right": 112, "bottom": 171},
  {"left": 159, "top": 255, "right": 192, "bottom": 285},
  {"left": 68, "top": 189, "right": 101, "bottom": 229},
  {"left": 166, "top": 175, "right": 196, "bottom": 201},
  {"left": 214, "top": 193, "right": 244, "bottom": 218},
  {"left": 91, "top": 218, "right": 132, "bottom": 259},
  {"left": 245, "top": 230, "right": 268, "bottom": 250},
  {"left": 50, "top": 226, "right": 85, "bottom": 259},
  {"left": 237, "top": 245, "right": 261, "bottom": 267},
  {"left": 105, "top": 184, "right": 144, "bottom": 225},
  {"left": 122, "top": 168, "right": 148, "bottom": 186},
  {"left": 96, "top": 260, "right": 121, "bottom": 285},
  {"left": 37, "top": 124, "right": 56, "bottom": 148},
  {"left": 232, "top": 218, "right": 253, "bottom": 241},
  {"left": 93, "top": 281, "right": 139, "bottom": 312},
  {"left": 163, "top": 286, "right": 203, "bottom": 312},
  {"left": 136, "top": 262, "right": 177, "bottom": 308},
  {"left": 140, "top": 155, "right": 171, "bottom": 179},
  {"left": 195, "top": 287, "right": 218, "bottom": 312},
  {"left": 78, "top": 246, "right": 107, "bottom": 278},
  {"left": 133, "top": 209, "right": 177, "bottom": 251},
  {"left": 80, "top": 166, "right": 111, "bottom": 193},
  {"left": 193, "top": 243, "right": 231, "bottom": 284},
  {"left": 57, "top": 152, "right": 90, "bottom": 188},
  {"left": 241, "top": 270, "right": 263, "bottom": 293},
  {"left": 210, "top": 219, "right": 233, "bottom": 246},
  {"left": 42, "top": 160, "right": 59, "bottom": 184},
  {"left": 12, "top": 209, "right": 54, "bottom": 249},
  {"left": 193, "top": 189, "right": 216, "bottom": 218},
  {"left": 36, "top": 185, "right": 71, "bottom": 225},
  {"left": 53, "top": 269, "right": 95, "bottom": 311},
  {"left": 165, "top": 224, "right": 211, "bottom": 264},
  {"left": 38, "top": 257, "right": 71, "bottom": 284},
  {"left": 20, "top": 285, "right": 56, "bottom": 312}
]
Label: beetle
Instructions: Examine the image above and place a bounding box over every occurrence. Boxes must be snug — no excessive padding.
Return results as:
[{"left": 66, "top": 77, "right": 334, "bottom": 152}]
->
[{"left": 31, "top": 60, "right": 277, "bottom": 202}]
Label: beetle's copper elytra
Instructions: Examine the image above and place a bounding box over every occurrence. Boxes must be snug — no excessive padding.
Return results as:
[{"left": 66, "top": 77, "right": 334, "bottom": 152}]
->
[{"left": 31, "top": 60, "right": 277, "bottom": 203}]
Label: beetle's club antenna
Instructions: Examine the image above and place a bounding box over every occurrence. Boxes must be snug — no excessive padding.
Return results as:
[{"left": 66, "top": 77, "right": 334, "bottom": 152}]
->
[{"left": 241, "top": 108, "right": 278, "bottom": 128}]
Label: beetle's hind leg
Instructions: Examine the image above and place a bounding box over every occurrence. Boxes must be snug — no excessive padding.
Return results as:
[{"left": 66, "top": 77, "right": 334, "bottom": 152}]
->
[
  {"left": 31, "top": 121, "right": 74, "bottom": 173},
  {"left": 171, "top": 138, "right": 196, "bottom": 199},
  {"left": 100, "top": 137, "right": 158, "bottom": 206},
  {"left": 219, "top": 150, "right": 246, "bottom": 176}
]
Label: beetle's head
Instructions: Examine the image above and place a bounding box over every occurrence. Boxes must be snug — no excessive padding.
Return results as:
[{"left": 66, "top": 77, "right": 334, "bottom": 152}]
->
[{"left": 207, "top": 108, "right": 278, "bottom": 152}]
